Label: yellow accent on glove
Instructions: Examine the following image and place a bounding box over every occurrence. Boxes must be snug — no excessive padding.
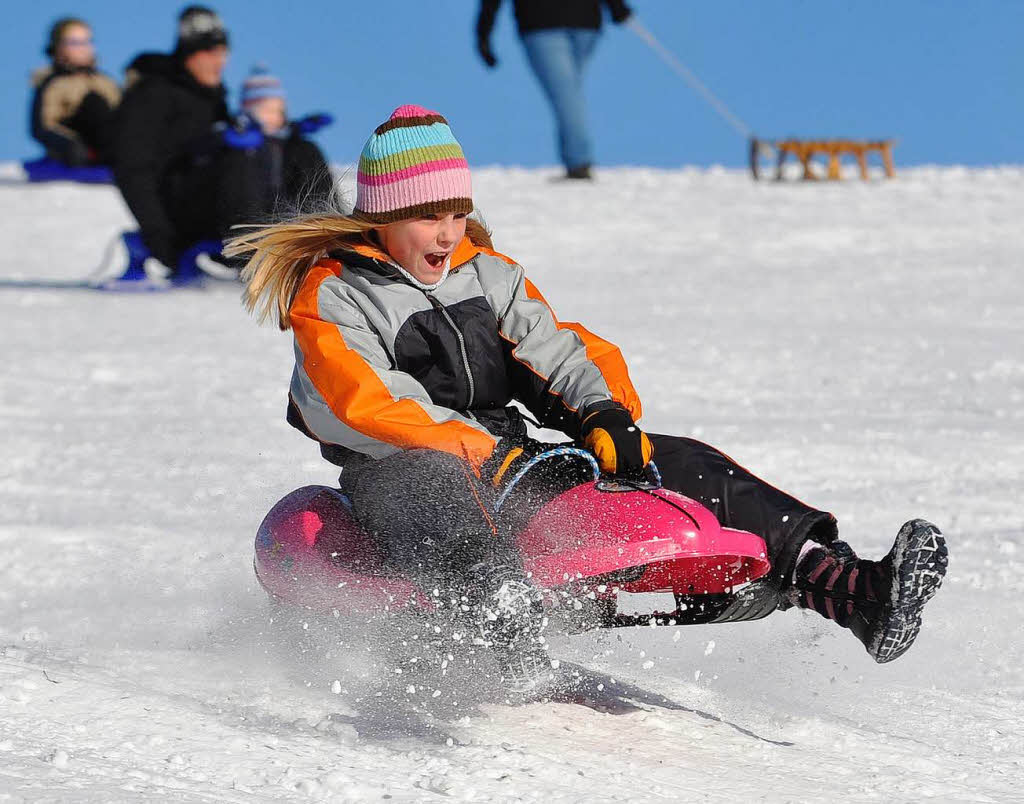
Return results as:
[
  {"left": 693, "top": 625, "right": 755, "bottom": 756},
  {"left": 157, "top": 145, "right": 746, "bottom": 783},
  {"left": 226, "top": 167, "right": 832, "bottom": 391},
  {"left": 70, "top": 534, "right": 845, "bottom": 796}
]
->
[
  {"left": 584, "top": 428, "right": 653, "bottom": 474},
  {"left": 490, "top": 446, "right": 524, "bottom": 486}
]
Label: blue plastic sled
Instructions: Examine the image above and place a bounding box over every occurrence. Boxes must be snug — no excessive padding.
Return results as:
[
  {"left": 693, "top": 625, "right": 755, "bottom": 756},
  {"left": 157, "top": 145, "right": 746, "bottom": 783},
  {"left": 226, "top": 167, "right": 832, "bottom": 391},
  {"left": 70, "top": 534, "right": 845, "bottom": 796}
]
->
[
  {"left": 96, "top": 232, "right": 227, "bottom": 291},
  {"left": 0, "top": 231, "right": 228, "bottom": 292},
  {"left": 21, "top": 157, "right": 114, "bottom": 185}
]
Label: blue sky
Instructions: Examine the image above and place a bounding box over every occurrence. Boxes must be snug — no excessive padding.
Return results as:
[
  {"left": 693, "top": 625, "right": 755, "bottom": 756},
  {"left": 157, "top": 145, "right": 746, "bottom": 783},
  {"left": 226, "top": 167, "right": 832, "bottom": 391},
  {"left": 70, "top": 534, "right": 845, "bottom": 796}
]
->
[{"left": 6, "top": 1, "right": 1022, "bottom": 167}]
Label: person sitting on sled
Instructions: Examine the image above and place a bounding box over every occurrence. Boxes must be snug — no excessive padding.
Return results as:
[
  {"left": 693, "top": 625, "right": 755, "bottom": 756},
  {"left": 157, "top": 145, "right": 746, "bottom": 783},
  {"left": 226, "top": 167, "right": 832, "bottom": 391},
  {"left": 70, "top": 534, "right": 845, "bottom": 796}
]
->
[
  {"left": 219, "top": 64, "right": 334, "bottom": 232},
  {"left": 30, "top": 17, "right": 121, "bottom": 167},
  {"left": 112, "top": 7, "right": 332, "bottom": 283},
  {"left": 227, "top": 105, "right": 947, "bottom": 697}
]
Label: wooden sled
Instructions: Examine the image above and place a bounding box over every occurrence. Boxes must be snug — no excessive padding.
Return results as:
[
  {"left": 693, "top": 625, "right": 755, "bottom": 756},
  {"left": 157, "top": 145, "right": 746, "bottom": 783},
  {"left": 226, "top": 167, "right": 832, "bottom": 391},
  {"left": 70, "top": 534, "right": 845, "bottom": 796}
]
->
[{"left": 750, "top": 137, "right": 896, "bottom": 181}]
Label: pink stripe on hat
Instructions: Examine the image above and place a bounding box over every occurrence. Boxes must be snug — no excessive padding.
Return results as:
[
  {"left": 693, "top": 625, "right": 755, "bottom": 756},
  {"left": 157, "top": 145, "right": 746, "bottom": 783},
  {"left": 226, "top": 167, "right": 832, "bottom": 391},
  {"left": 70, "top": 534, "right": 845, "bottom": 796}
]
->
[
  {"left": 357, "top": 168, "right": 472, "bottom": 215},
  {"left": 390, "top": 103, "right": 440, "bottom": 119},
  {"left": 358, "top": 157, "right": 469, "bottom": 187}
]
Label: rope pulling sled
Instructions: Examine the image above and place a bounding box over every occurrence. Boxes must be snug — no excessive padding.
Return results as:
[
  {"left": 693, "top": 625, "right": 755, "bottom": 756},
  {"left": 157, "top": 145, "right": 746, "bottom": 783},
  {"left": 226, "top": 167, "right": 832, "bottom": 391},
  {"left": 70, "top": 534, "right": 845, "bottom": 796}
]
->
[{"left": 626, "top": 18, "right": 896, "bottom": 181}]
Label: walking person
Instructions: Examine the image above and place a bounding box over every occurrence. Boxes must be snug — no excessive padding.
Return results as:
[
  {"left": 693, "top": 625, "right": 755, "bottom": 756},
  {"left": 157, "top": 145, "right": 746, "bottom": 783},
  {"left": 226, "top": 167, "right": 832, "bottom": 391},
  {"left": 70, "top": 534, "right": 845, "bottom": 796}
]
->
[{"left": 475, "top": 0, "right": 633, "bottom": 179}]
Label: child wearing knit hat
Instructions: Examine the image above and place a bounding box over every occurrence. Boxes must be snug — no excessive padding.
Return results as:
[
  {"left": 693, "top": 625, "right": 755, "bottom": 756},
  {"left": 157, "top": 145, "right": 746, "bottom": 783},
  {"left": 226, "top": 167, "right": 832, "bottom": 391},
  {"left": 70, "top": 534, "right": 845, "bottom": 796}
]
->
[
  {"left": 237, "top": 63, "right": 333, "bottom": 142},
  {"left": 240, "top": 64, "right": 287, "bottom": 133},
  {"left": 227, "top": 106, "right": 946, "bottom": 701}
]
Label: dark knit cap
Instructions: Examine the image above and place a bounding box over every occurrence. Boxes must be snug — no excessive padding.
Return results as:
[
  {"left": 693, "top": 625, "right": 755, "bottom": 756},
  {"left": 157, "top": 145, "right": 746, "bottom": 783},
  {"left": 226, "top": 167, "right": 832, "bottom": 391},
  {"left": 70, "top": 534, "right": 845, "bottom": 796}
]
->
[{"left": 175, "top": 6, "right": 229, "bottom": 56}]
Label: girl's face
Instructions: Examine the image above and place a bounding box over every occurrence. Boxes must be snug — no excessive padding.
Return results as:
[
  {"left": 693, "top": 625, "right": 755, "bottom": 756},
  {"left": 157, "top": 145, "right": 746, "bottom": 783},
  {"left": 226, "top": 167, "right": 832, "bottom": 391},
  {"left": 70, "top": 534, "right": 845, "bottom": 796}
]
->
[
  {"left": 57, "top": 23, "right": 95, "bottom": 68},
  {"left": 377, "top": 213, "right": 467, "bottom": 285}
]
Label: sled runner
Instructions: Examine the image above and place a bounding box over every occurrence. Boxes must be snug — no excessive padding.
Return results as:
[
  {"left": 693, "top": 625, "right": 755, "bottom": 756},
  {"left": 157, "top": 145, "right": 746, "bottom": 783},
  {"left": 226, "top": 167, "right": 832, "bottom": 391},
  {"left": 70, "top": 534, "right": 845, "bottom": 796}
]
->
[
  {"left": 254, "top": 451, "right": 775, "bottom": 631},
  {"left": 0, "top": 231, "right": 234, "bottom": 292}
]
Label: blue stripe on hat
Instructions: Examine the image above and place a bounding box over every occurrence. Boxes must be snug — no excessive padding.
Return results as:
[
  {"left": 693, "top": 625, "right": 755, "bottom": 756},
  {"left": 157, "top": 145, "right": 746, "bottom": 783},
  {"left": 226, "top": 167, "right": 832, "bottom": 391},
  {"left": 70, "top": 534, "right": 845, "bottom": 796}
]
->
[{"left": 362, "top": 122, "right": 459, "bottom": 160}]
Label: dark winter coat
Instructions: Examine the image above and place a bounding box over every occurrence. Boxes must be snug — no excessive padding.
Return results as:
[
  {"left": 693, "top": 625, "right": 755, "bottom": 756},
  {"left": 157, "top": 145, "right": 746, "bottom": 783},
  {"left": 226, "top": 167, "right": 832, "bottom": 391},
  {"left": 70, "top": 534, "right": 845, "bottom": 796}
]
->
[
  {"left": 112, "top": 52, "right": 229, "bottom": 266},
  {"left": 477, "top": 0, "right": 632, "bottom": 37},
  {"left": 219, "top": 131, "right": 333, "bottom": 226},
  {"left": 30, "top": 64, "right": 121, "bottom": 164}
]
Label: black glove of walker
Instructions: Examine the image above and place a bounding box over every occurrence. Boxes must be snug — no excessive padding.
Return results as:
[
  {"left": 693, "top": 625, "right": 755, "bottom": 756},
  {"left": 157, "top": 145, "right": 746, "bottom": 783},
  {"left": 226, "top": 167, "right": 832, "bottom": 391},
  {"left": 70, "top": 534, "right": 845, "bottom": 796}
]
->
[
  {"left": 608, "top": 1, "right": 633, "bottom": 24},
  {"left": 476, "top": 34, "right": 498, "bottom": 68},
  {"left": 579, "top": 404, "right": 653, "bottom": 477}
]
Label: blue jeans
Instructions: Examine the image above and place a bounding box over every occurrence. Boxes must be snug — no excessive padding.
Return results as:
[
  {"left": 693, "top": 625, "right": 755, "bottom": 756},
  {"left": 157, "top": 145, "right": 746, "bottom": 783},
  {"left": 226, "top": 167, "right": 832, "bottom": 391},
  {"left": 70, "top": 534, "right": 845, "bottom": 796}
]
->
[{"left": 521, "top": 28, "right": 600, "bottom": 171}]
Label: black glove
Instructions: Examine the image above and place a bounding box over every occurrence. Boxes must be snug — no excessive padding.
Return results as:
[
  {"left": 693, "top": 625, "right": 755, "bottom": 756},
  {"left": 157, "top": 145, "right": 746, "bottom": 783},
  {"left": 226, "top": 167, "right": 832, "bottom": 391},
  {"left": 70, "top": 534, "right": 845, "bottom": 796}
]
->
[
  {"left": 608, "top": 1, "right": 633, "bottom": 24},
  {"left": 579, "top": 405, "right": 652, "bottom": 476},
  {"left": 477, "top": 34, "right": 498, "bottom": 68},
  {"left": 481, "top": 438, "right": 547, "bottom": 490}
]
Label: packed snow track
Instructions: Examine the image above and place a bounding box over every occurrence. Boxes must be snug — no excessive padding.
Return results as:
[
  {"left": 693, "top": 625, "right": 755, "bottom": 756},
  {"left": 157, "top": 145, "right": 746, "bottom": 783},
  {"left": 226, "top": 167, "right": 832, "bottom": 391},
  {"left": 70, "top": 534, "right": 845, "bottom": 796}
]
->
[{"left": 1, "top": 165, "right": 1022, "bottom": 801}]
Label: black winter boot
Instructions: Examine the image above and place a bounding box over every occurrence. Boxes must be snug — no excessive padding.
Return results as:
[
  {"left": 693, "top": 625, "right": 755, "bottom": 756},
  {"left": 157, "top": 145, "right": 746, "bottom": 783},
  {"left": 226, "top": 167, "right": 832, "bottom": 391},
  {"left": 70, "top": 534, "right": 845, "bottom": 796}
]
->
[
  {"left": 467, "top": 564, "right": 553, "bottom": 698},
  {"left": 792, "top": 519, "right": 948, "bottom": 663}
]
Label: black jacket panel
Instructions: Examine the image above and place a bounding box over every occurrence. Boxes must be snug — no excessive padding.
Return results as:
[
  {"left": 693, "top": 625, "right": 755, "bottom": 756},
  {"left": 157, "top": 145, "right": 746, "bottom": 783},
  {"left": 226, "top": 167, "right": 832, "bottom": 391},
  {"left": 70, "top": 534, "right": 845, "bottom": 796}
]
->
[{"left": 393, "top": 296, "right": 512, "bottom": 413}]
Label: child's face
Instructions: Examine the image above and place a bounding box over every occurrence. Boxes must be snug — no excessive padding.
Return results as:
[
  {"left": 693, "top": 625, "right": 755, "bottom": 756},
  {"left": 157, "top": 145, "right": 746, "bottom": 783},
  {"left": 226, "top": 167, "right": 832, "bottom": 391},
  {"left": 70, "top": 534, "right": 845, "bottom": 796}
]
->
[
  {"left": 248, "top": 97, "right": 287, "bottom": 134},
  {"left": 377, "top": 213, "right": 468, "bottom": 284}
]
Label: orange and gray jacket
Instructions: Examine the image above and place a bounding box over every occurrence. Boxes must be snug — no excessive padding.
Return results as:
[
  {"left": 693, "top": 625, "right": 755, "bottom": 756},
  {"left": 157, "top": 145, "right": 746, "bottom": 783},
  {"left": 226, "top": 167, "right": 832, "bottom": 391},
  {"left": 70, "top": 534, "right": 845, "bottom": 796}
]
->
[{"left": 288, "top": 237, "right": 642, "bottom": 476}]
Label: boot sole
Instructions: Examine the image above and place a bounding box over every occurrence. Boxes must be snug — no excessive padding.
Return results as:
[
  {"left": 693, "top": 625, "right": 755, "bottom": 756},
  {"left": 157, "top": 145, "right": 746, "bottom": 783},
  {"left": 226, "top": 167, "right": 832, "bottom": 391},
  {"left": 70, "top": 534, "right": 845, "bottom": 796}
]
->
[
  {"left": 499, "top": 649, "right": 557, "bottom": 702},
  {"left": 869, "top": 519, "right": 948, "bottom": 663}
]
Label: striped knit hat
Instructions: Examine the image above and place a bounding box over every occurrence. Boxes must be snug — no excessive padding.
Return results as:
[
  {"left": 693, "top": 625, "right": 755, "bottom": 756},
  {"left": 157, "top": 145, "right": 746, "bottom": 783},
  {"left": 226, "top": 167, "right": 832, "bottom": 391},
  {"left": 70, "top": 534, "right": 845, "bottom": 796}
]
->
[
  {"left": 354, "top": 105, "right": 472, "bottom": 224},
  {"left": 241, "top": 64, "right": 285, "bottom": 107}
]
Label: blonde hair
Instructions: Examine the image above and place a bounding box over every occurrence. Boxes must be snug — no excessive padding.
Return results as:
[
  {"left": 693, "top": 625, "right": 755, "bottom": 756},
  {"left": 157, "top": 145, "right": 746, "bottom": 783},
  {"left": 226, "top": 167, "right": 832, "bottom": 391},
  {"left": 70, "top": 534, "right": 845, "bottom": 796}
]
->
[{"left": 224, "top": 204, "right": 493, "bottom": 331}]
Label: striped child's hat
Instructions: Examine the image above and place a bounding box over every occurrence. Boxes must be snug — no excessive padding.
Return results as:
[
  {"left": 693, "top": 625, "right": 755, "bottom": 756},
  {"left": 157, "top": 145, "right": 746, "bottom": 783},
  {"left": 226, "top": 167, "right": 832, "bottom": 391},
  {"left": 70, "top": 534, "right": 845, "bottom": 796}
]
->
[
  {"left": 354, "top": 105, "right": 472, "bottom": 224},
  {"left": 241, "top": 63, "right": 285, "bottom": 107}
]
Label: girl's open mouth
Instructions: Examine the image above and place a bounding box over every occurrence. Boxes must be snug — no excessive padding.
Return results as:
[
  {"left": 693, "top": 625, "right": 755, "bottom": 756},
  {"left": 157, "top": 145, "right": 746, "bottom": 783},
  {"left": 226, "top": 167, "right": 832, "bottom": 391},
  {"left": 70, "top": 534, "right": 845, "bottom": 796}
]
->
[{"left": 424, "top": 252, "right": 448, "bottom": 269}]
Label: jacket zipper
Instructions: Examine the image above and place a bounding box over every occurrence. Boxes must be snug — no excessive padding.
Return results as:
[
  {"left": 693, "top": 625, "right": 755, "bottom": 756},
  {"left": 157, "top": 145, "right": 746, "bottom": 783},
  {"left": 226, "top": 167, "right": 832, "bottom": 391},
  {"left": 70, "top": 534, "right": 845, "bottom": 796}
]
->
[{"left": 427, "top": 294, "right": 476, "bottom": 409}]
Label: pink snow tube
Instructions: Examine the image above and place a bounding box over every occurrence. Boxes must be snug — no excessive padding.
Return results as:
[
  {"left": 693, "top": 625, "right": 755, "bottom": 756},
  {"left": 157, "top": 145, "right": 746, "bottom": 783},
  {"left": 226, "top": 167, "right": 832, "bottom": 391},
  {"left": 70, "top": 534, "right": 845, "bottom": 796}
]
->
[
  {"left": 518, "top": 484, "right": 771, "bottom": 595},
  {"left": 254, "top": 484, "right": 771, "bottom": 613}
]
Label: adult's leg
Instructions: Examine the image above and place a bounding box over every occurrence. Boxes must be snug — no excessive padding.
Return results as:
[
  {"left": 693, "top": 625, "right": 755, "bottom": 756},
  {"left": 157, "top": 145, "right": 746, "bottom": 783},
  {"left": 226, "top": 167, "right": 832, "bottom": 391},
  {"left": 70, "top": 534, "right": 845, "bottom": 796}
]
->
[
  {"left": 161, "top": 161, "right": 220, "bottom": 256},
  {"left": 649, "top": 434, "right": 838, "bottom": 589},
  {"left": 520, "top": 28, "right": 595, "bottom": 171}
]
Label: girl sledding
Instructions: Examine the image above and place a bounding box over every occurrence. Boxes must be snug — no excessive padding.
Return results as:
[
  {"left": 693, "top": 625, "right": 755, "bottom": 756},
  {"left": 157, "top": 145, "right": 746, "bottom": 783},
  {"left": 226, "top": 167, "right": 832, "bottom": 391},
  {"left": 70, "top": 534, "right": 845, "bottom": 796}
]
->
[{"left": 228, "top": 104, "right": 948, "bottom": 700}]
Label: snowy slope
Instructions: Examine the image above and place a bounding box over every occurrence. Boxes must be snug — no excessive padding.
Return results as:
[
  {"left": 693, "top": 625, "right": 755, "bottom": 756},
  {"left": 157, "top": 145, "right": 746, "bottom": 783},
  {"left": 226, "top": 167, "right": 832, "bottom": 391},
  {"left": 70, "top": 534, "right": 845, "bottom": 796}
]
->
[{"left": 1, "top": 165, "right": 1022, "bottom": 802}]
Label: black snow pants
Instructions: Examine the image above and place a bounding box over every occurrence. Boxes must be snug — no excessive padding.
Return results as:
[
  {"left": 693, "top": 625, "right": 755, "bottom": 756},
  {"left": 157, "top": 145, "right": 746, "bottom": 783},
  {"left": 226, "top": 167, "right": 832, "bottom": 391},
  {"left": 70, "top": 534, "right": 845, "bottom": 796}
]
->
[
  {"left": 349, "top": 449, "right": 516, "bottom": 589},
  {"left": 348, "top": 436, "right": 837, "bottom": 607}
]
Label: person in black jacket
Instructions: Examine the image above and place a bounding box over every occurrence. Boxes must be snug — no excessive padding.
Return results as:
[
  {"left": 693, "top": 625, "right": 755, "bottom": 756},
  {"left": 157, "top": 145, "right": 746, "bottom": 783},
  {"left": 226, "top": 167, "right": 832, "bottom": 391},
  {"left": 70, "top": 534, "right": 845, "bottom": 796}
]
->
[
  {"left": 113, "top": 6, "right": 333, "bottom": 278},
  {"left": 113, "top": 6, "right": 233, "bottom": 272},
  {"left": 30, "top": 17, "right": 120, "bottom": 166},
  {"left": 217, "top": 64, "right": 334, "bottom": 231},
  {"left": 476, "top": 0, "right": 633, "bottom": 179}
]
